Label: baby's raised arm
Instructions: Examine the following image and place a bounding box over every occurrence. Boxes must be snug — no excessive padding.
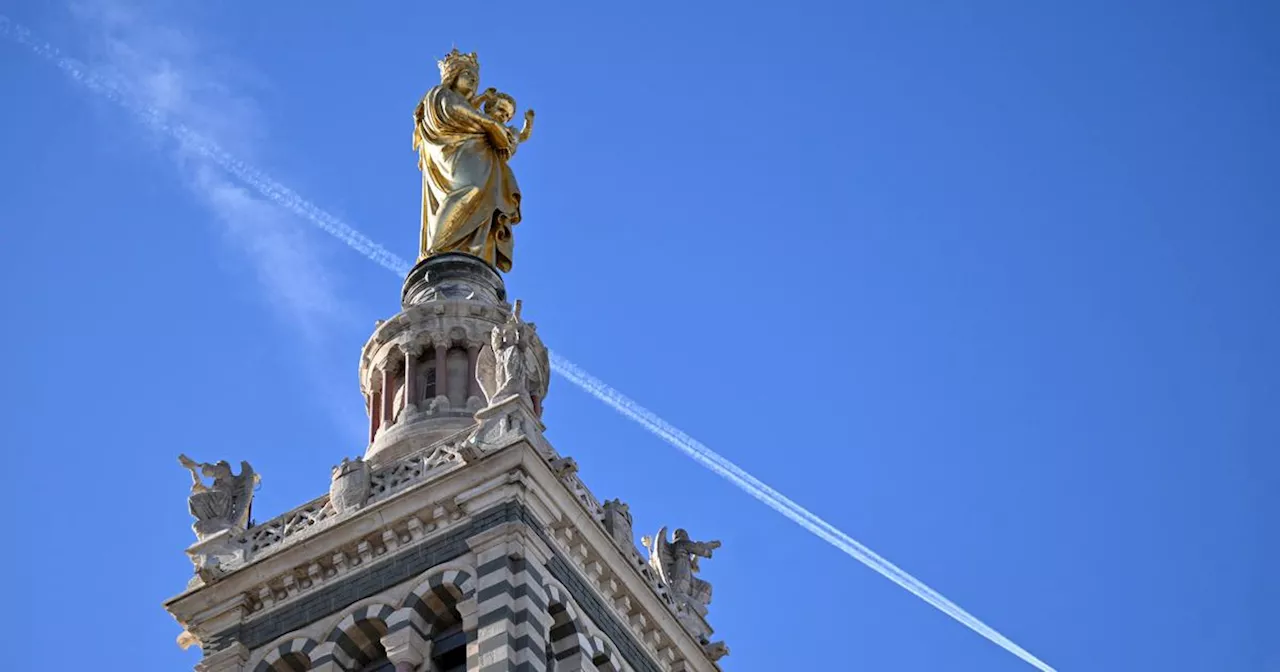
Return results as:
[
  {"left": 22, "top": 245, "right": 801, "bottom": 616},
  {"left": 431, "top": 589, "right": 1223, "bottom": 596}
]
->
[{"left": 518, "top": 109, "right": 535, "bottom": 142}]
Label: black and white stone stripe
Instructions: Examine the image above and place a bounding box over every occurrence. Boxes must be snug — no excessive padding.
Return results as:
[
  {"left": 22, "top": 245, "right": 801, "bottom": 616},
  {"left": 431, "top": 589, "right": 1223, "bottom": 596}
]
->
[
  {"left": 252, "top": 638, "right": 317, "bottom": 672},
  {"left": 312, "top": 603, "right": 395, "bottom": 669},
  {"left": 471, "top": 553, "right": 551, "bottom": 672}
]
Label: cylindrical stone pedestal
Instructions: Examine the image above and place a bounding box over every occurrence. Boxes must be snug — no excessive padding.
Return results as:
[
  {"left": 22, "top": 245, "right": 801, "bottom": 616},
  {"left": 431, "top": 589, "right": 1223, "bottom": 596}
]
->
[{"left": 401, "top": 252, "right": 506, "bottom": 308}]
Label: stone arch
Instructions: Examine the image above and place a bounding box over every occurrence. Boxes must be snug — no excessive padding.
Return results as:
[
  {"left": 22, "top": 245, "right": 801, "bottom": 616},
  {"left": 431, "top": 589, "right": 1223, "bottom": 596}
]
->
[
  {"left": 401, "top": 566, "right": 476, "bottom": 632},
  {"left": 314, "top": 603, "right": 396, "bottom": 670},
  {"left": 544, "top": 581, "right": 593, "bottom": 671},
  {"left": 253, "top": 637, "right": 318, "bottom": 672},
  {"left": 586, "top": 633, "right": 624, "bottom": 672}
]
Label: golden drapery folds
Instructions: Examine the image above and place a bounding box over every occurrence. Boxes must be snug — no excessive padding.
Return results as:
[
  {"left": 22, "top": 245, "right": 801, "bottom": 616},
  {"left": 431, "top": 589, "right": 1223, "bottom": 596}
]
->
[{"left": 413, "top": 51, "right": 523, "bottom": 272}]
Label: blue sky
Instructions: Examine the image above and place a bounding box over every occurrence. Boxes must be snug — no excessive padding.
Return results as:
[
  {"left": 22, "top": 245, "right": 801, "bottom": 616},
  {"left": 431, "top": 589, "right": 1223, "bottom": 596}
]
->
[{"left": 1, "top": 1, "right": 1276, "bottom": 670}]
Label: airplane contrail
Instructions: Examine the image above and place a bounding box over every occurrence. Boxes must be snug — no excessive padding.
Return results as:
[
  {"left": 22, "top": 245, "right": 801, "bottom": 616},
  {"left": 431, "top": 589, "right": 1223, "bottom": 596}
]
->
[
  {"left": 1, "top": 16, "right": 1055, "bottom": 671},
  {"left": 0, "top": 16, "right": 412, "bottom": 277},
  {"left": 550, "top": 355, "right": 1056, "bottom": 671}
]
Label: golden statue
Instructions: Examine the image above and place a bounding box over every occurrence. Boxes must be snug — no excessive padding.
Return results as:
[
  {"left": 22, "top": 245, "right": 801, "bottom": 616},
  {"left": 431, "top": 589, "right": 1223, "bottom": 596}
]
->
[{"left": 413, "top": 49, "right": 535, "bottom": 272}]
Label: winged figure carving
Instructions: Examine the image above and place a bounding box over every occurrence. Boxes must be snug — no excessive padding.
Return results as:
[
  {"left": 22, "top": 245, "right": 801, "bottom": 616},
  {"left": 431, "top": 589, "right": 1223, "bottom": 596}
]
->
[
  {"left": 643, "top": 526, "right": 721, "bottom": 614},
  {"left": 178, "top": 454, "right": 260, "bottom": 540},
  {"left": 475, "top": 300, "right": 548, "bottom": 405}
]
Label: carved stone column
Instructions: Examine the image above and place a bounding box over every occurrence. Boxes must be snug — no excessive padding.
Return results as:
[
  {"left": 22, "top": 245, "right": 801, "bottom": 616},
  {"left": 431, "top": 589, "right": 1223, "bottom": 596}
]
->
[
  {"left": 434, "top": 342, "right": 449, "bottom": 404},
  {"left": 381, "top": 364, "right": 395, "bottom": 427},
  {"left": 382, "top": 613, "right": 430, "bottom": 672},
  {"left": 308, "top": 641, "right": 345, "bottom": 672},
  {"left": 466, "top": 344, "right": 481, "bottom": 402},
  {"left": 368, "top": 387, "right": 381, "bottom": 442},
  {"left": 404, "top": 345, "right": 420, "bottom": 410}
]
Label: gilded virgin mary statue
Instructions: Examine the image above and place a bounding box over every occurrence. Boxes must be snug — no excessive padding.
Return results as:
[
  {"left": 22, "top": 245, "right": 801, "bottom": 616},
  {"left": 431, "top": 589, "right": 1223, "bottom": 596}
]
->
[{"left": 414, "top": 49, "right": 535, "bottom": 272}]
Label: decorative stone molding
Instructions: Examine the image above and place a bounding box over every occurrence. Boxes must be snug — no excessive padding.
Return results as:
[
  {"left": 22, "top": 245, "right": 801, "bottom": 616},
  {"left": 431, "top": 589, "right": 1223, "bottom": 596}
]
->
[
  {"left": 230, "top": 432, "right": 472, "bottom": 568},
  {"left": 174, "top": 389, "right": 721, "bottom": 669},
  {"left": 194, "top": 641, "right": 249, "bottom": 672},
  {"left": 243, "top": 496, "right": 336, "bottom": 557}
]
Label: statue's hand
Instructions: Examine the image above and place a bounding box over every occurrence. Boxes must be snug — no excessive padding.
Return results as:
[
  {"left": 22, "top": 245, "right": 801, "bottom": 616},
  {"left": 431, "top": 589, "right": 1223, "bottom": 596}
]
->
[
  {"left": 486, "top": 122, "right": 513, "bottom": 153},
  {"left": 524, "top": 109, "right": 535, "bottom": 121}
]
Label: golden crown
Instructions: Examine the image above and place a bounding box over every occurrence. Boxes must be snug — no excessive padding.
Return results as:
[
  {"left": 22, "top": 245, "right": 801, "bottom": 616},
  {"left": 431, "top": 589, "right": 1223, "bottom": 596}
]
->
[{"left": 437, "top": 48, "right": 480, "bottom": 82}]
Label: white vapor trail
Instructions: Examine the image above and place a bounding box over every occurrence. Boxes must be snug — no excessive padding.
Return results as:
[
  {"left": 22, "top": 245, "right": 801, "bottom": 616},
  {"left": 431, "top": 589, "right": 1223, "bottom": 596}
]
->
[
  {"left": 549, "top": 356, "right": 1056, "bottom": 671},
  {"left": 2, "top": 16, "right": 1054, "bottom": 670},
  {"left": 0, "top": 15, "right": 413, "bottom": 278}
]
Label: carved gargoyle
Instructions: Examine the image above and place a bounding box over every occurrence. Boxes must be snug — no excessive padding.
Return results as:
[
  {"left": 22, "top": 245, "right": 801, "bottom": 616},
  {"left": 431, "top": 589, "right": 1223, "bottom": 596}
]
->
[
  {"left": 548, "top": 455, "right": 579, "bottom": 479},
  {"left": 703, "top": 640, "right": 730, "bottom": 662}
]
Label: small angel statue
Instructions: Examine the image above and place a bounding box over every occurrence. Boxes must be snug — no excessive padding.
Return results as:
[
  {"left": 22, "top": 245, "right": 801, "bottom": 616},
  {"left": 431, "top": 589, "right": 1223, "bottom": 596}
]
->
[{"left": 178, "top": 454, "right": 259, "bottom": 540}]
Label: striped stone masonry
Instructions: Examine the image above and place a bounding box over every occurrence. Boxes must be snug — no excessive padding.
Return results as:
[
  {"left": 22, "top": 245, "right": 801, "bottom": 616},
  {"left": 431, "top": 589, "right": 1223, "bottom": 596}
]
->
[
  {"left": 466, "top": 520, "right": 556, "bottom": 672},
  {"left": 169, "top": 432, "right": 722, "bottom": 672}
]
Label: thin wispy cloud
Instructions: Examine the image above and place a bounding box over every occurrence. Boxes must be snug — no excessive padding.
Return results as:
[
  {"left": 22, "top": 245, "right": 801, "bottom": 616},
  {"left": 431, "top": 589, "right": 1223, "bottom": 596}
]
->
[
  {"left": 1, "top": 12, "right": 1055, "bottom": 670},
  {"left": 6, "top": 2, "right": 366, "bottom": 440},
  {"left": 67, "top": 0, "right": 347, "bottom": 340}
]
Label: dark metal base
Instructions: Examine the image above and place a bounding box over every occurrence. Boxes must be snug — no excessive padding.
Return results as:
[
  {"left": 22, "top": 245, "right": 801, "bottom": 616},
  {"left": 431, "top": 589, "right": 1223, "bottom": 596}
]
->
[{"left": 401, "top": 253, "right": 507, "bottom": 308}]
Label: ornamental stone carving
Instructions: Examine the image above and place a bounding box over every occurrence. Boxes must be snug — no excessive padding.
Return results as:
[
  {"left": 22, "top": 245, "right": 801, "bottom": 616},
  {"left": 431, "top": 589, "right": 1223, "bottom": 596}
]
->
[
  {"left": 329, "top": 457, "right": 371, "bottom": 513},
  {"left": 476, "top": 300, "right": 549, "bottom": 407},
  {"left": 643, "top": 527, "right": 721, "bottom": 616},
  {"left": 703, "top": 640, "right": 729, "bottom": 662},
  {"left": 602, "top": 499, "right": 634, "bottom": 549},
  {"left": 178, "top": 454, "right": 259, "bottom": 541},
  {"left": 548, "top": 455, "right": 579, "bottom": 479}
]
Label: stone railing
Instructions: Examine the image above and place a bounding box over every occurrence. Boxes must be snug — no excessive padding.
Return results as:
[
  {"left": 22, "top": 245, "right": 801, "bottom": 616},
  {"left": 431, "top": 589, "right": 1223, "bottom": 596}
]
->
[
  {"left": 368, "top": 439, "right": 467, "bottom": 502},
  {"left": 244, "top": 496, "right": 336, "bottom": 555},
  {"left": 230, "top": 431, "right": 472, "bottom": 566},
  {"left": 223, "top": 423, "right": 704, "bottom": 651}
]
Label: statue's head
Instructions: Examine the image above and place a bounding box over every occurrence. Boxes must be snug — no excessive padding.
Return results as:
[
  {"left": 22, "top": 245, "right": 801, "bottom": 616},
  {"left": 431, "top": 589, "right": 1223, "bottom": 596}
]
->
[
  {"left": 674, "top": 528, "right": 690, "bottom": 541},
  {"left": 484, "top": 93, "right": 517, "bottom": 124},
  {"left": 438, "top": 48, "right": 480, "bottom": 96},
  {"left": 204, "top": 460, "right": 233, "bottom": 480}
]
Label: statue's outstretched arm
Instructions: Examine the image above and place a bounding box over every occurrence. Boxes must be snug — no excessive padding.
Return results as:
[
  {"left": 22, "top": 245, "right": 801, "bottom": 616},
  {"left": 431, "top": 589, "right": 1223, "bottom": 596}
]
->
[
  {"left": 691, "top": 540, "right": 721, "bottom": 556},
  {"left": 178, "top": 454, "right": 203, "bottom": 487},
  {"left": 518, "top": 109, "right": 535, "bottom": 142}
]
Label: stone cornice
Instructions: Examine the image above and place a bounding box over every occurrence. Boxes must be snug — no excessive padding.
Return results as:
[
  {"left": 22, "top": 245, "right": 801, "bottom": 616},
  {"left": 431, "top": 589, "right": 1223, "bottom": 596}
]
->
[{"left": 168, "top": 432, "right": 719, "bottom": 670}]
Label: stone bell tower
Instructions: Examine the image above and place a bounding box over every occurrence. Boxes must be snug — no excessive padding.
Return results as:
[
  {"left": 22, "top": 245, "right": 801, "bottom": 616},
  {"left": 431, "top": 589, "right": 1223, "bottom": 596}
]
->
[{"left": 163, "top": 49, "right": 729, "bottom": 672}]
